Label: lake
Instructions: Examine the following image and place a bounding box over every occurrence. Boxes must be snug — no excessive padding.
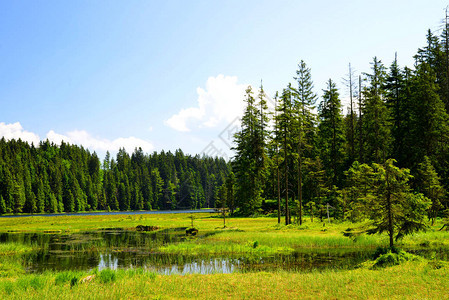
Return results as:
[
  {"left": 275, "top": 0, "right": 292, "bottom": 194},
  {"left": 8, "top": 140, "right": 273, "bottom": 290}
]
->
[
  {"left": 2, "top": 229, "right": 447, "bottom": 275},
  {"left": 0, "top": 229, "right": 375, "bottom": 274}
]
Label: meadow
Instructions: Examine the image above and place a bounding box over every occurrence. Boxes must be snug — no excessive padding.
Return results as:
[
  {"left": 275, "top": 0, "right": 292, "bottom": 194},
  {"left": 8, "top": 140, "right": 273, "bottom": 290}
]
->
[{"left": 0, "top": 212, "right": 448, "bottom": 299}]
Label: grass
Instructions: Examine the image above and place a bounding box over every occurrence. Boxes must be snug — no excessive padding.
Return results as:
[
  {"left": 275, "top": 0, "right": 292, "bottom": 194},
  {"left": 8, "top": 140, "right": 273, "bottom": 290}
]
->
[
  {"left": 0, "top": 243, "right": 37, "bottom": 256},
  {"left": 0, "top": 213, "right": 448, "bottom": 298},
  {"left": 0, "top": 261, "right": 448, "bottom": 299},
  {"left": 0, "top": 212, "right": 216, "bottom": 233}
]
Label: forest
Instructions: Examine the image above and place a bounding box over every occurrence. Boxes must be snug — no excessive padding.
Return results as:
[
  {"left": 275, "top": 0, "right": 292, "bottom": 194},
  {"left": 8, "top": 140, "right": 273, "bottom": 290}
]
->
[
  {"left": 225, "top": 26, "right": 449, "bottom": 245},
  {"left": 2, "top": 22, "right": 449, "bottom": 242},
  {"left": 0, "top": 139, "right": 229, "bottom": 214}
]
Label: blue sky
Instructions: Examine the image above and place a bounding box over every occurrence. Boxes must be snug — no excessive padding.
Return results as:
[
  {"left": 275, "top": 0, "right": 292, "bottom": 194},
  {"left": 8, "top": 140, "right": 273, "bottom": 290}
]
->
[{"left": 1, "top": 0, "right": 448, "bottom": 159}]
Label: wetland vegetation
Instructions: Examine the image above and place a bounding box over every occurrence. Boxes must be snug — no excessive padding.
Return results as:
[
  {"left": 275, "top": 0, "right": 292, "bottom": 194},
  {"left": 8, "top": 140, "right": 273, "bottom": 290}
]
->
[{"left": 0, "top": 212, "right": 448, "bottom": 299}]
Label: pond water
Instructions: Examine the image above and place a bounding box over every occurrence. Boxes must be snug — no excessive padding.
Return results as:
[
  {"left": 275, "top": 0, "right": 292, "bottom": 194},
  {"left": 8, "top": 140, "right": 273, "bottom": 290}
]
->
[{"left": 1, "top": 230, "right": 447, "bottom": 274}]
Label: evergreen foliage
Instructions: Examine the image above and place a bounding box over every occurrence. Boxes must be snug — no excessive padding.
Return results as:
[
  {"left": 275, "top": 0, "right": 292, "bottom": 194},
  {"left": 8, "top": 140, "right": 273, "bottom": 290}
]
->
[
  {"left": 0, "top": 139, "right": 229, "bottom": 214},
  {"left": 228, "top": 12, "right": 449, "bottom": 235}
]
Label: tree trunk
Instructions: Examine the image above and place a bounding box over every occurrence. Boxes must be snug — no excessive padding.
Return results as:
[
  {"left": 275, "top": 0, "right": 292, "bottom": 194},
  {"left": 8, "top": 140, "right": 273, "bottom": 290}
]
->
[
  {"left": 386, "top": 169, "right": 394, "bottom": 247},
  {"left": 358, "top": 75, "right": 364, "bottom": 162},
  {"left": 277, "top": 164, "right": 281, "bottom": 224},
  {"left": 349, "top": 63, "right": 355, "bottom": 160},
  {"left": 298, "top": 143, "right": 303, "bottom": 225},
  {"left": 284, "top": 128, "right": 290, "bottom": 225},
  {"left": 223, "top": 209, "right": 226, "bottom": 228}
]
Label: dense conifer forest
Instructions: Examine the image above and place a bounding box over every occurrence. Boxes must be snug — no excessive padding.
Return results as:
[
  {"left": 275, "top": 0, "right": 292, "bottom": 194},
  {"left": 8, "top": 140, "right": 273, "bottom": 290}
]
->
[
  {"left": 0, "top": 139, "right": 229, "bottom": 214},
  {"left": 224, "top": 25, "right": 449, "bottom": 244}
]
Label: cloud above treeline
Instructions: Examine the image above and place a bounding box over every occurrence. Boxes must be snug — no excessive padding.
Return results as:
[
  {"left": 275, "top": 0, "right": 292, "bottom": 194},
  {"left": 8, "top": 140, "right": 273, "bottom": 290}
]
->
[
  {"left": 0, "top": 122, "right": 154, "bottom": 154},
  {"left": 165, "top": 75, "right": 248, "bottom": 132}
]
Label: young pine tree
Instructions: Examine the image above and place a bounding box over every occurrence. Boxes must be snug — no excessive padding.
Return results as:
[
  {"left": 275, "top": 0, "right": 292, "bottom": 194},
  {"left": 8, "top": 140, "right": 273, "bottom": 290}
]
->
[
  {"left": 233, "top": 86, "right": 266, "bottom": 215},
  {"left": 318, "top": 79, "right": 346, "bottom": 188},
  {"left": 292, "top": 60, "right": 317, "bottom": 225},
  {"left": 362, "top": 57, "right": 391, "bottom": 163}
]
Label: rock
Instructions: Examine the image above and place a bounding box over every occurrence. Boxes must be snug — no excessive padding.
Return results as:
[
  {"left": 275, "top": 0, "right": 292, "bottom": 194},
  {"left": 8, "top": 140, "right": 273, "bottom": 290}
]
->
[{"left": 80, "top": 275, "right": 95, "bottom": 284}]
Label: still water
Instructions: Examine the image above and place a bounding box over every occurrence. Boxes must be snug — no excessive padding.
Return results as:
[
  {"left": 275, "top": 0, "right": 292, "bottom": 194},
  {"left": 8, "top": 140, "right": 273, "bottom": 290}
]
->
[{"left": 1, "top": 230, "right": 446, "bottom": 274}]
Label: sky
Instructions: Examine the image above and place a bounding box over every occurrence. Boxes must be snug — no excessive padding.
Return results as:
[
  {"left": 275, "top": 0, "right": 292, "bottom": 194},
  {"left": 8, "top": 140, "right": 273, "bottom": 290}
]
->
[{"left": 1, "top": 0, "right": 448, "bottom": 160}]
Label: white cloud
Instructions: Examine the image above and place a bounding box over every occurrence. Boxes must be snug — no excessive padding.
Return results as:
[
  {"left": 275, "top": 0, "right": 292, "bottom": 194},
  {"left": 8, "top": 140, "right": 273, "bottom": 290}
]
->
[
  {"left": 0, "top": 122, "right": 153, "bottom": 155},
  {"left": 165, "top": 107, "right": 203, "bottom": 132},
  {"left": 165, "top": 75, "right": 248, "bottom": 132},
  {"left": 46, "top": 130, "right": 154, "bottom": 154},
  {"left": 0, "top": 122, "right": 40, "bottom": 145}
]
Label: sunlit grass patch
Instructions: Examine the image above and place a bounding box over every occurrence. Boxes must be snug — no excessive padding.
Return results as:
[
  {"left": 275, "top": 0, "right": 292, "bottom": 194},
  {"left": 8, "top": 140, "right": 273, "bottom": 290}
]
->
[
  {"left": 0, "top": 261, "right": 448, "bottom": 299},
  {"left": 0, "top": 243, "right": 37, "bottom": 256}
]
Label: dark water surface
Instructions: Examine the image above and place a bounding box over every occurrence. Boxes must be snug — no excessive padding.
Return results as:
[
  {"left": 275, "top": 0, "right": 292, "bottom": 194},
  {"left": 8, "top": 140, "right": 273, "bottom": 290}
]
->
[{"left": 1, "top": 230, "right": 447, "bottom": 274}]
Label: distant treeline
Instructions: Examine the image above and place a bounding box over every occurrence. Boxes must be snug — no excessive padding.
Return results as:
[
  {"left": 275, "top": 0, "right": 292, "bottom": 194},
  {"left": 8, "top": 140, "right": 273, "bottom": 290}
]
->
[{"left": 0, "top": 138, "right": 229, "bottom": 214}]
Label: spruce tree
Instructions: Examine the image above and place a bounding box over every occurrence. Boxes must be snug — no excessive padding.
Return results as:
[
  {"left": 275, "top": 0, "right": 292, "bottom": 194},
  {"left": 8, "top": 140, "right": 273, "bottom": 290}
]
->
[
  {"left": 233, "top": 86, "right": 266, "bottom": 215},
  {"left": 410, "top": 62, "right": 449, "bottom": 172},
  {"left": 273, "top": 86, "right": 295, "bottom": 224},
  {"left": 318, "top": 79, "right": 346, "bottom": 188},
  {"left": 417, "top": 156, "right": 446, "bottom": 225},
  {"left": 368, "top": 159, "right": 430, "bottom": 247},
  {"left": 292, "top": 60, "right": 317, "bottom": 225},
  {"left": 362, "top": 57, "right": 391, "bottom": 163},
  {"left": 385, "top": 54, "right": 407, "bottom": 165}
]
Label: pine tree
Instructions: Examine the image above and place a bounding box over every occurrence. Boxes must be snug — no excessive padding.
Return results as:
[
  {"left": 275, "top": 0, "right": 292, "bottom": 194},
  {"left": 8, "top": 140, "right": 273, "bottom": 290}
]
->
[
  {"left": 362, "top": 57, "right": 391, "bottom": 163},
  {"left": 292, "top": 60, "right": 317, "bottom": 225},
  {"left": 440, "top": 9, "right": 449, "bottom": 109},
  {"left": 385, "top": 54, "right": 408, "bottom": 166},
  {"left": 368, "top": 159, "right": 430, "bottom": 247},
  {"left": 417, "top": 156, "right": 446, "bottom": 225},
  {"left": 343, "top": 63, "right": 357, "bottom": 163},
  {"left": 36, "top": 179, "right": 45, "bottom": 213},
  {"left": 274, "top": 86, "right": 296, "bottom": 224},
  {"left": 318, "top": 79, "right": 346, "bottom": 188},
  {"left": 12, "top": 179, "right": 26, "bottom": 213},
  {"left": 233, "top": 86, "right": 265, "bottom": 215},
  {"left": 306, "top": 156, "right": 329, "bottom": 222},
  {"left": 0, "top": 195, "right": 6, "bottom": 215},
  {"left": 151, "top": 169, "right": 163, "bottom": 210},
  {"left": 410, "top": 62, "right": 449, "bottom": 173}
]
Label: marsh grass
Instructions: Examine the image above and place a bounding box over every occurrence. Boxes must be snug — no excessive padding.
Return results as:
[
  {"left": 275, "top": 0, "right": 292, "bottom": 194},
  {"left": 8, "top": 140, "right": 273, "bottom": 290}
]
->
[
  {"left": 0, "top": 261, "right": 448, "bottom": 299},
  {"left": 0, "top": 242, "right": 37, "bottom": 256},
  {"left": 54, "top": 271, "right": 83, "bottom": 286},
  {"left": 1, "top": 213, "right": 449, "bottom": 298}
]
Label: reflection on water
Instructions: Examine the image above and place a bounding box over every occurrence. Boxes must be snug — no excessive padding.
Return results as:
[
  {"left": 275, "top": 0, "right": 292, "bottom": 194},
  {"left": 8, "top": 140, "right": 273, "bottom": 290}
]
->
[
  {"left": 98, "top": 254, "right": 118, "bottom": 270},
  {"left": 97, "top": 253, "right": 238, "bottom": 275},
  {"left": 1, "top": 230, "right": 448, "bottom": 274}
]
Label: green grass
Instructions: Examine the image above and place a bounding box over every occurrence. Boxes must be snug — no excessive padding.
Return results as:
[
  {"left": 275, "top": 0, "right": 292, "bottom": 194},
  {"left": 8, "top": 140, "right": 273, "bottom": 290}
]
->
[
  {"left": 0, "top": 243, "right": 37, "bottom": 256},
  {"left": 0, "top": 261, "right": 448, "bottom": 299},
  {"left": 0, "top": 213, "right": 448, "bottom": 298}
]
